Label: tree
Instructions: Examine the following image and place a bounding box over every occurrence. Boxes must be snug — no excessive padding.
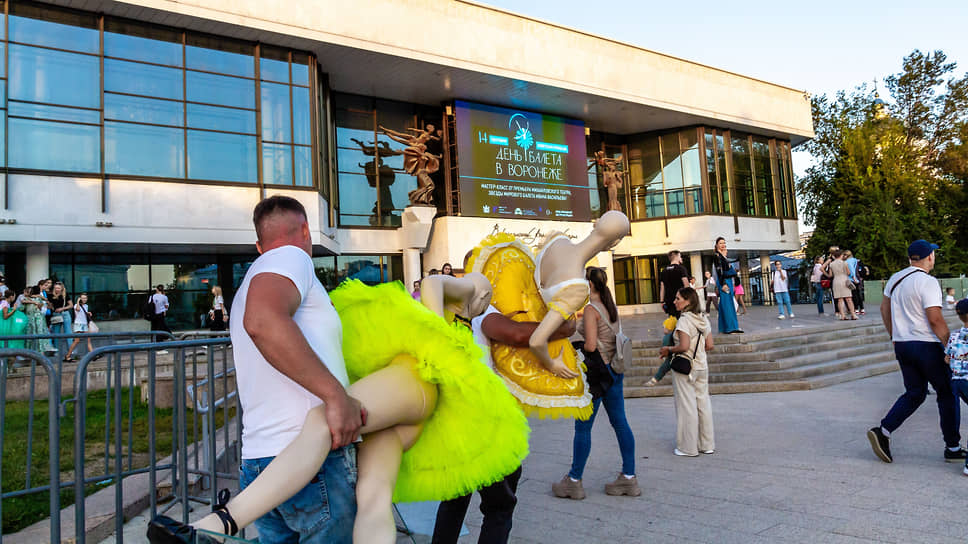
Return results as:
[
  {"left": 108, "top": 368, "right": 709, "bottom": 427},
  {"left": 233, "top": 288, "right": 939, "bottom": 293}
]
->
[{"left": 798, "top": 50, "right": 968, "bottom": 278}]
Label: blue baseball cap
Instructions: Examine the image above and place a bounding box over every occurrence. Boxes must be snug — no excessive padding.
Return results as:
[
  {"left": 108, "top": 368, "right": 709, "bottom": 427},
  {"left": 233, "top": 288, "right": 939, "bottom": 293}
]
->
[
  {"left": 907, "top": 240, "right": 939, "bottom": 260},
  {"left": 957, "top": 298, "right": 968, "bottom": 316}
]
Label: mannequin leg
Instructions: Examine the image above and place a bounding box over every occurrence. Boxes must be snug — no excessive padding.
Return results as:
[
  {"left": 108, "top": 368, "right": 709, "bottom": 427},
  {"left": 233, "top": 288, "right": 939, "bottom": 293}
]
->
[
  {"left": 529, "top": 311, "right": 567, "bottom": 372},
  {"left": 193, "top": 354, "right": 436, "bottom": 534},
  {"left": 353, "top": 424, "right": 423, "bottom": 544}
]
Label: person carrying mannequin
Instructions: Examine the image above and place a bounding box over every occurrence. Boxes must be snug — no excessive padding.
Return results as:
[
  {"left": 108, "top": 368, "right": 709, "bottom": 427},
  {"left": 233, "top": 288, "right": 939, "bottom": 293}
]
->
[{"left": 148, "top": 196, "right": 528, "bottom": 544}]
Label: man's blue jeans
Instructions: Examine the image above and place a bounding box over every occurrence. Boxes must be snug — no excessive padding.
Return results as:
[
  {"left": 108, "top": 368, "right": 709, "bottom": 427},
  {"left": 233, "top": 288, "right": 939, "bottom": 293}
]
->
[
  {"left": 775, "top": 291, "right": 793, "bottom": 316},
  {"left": 569, "top": 369, "right": 635, "bottom": 479},
  {"left": 812, "top": 282, "right": 825, "bottom": 314},
  {"left": 239, "top": 445, "right": 357, "bottom": 543},
  {"left": 881, "top": 342, "right": 961, "bottom": 448}
]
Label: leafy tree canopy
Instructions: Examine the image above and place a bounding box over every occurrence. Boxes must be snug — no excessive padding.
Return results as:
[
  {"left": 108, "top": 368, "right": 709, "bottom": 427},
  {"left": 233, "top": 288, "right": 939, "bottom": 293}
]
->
[{"left": 798, "top": 50, "right": 968, "bottom": 278}]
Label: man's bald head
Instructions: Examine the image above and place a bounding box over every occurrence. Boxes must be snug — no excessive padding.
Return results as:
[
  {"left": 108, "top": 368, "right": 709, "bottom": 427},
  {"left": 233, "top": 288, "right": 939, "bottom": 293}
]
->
[{"left": 253, "top": 196, "right": 309, "bottom": 250}]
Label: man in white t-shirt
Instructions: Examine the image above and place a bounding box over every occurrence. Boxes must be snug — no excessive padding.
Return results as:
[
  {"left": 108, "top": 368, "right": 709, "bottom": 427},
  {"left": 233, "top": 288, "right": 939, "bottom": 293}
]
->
[
  {"left": 771, "top": 260, "right": 794, "bottom": 320},
  {"left": 433, "top": 300, "right": 574, "bottom": 544},
  {"left": 867, "top": 240, "right": 965, "bottom": 464},
  {"left": 149, "top": 285, "right": 171, "bottom": 342},
  {"left": 231, "top": 196, "right": 363, "bottom": 542}
]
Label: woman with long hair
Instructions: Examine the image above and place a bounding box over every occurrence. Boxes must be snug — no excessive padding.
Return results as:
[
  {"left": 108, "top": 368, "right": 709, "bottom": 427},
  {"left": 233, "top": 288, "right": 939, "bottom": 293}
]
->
[
  {"left": 810, "top": 255, "right": 826, "bottom": 315},
  {"left": 209, "top": 285, "right": 227, "bottom": 332},
  {"left": 711, "top": 237, "right": 743, "bottom": 334},
  {"left": 22, "top": 286, "right": 55, "bottom": 354},
  {"left": 553, "top": 266, "right": 639, "bottom": 500},
  {"left": 660, "top": 287, "right": 715, "bottom": 456},
  {"left": 49, "top": 282, "right": 73, "bottom": 360},
  {"left": 829, "top": 250, "right": 857, "bottom": 320}
]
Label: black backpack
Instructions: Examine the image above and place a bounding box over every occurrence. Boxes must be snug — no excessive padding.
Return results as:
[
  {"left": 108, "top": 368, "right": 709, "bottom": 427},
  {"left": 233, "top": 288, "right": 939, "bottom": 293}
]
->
[
  {"left": 142, "top": 296, "right": 155, "bottom": 321},
  {"left": 857, "top": 261, "right": 871, "bottom": 280}
]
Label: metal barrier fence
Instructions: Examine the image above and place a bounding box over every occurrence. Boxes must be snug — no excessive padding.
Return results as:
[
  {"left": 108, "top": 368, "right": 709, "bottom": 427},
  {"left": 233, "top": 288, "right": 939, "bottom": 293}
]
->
[
  {"left": 0, "top": 351, "right": 61, "bottom": 544},
  {"left": 0, "top": 334, "right": 237, "bottom": 543}
]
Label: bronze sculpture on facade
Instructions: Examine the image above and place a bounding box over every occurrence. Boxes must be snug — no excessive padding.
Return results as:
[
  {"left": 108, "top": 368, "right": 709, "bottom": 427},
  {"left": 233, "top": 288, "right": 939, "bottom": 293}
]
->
[
  {"left": 350, "top": 138, "right": 400, "bottom": 225},
  {"left": 378, "top": 124, "right": 440, "bottom": 206},
  {"left": 588, "top": 150, "right": 625, "bottom": 212}
]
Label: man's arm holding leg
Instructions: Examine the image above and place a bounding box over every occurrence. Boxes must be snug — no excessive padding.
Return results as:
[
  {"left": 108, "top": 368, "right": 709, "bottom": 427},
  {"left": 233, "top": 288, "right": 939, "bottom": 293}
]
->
[
  {"left": 244, "top": 272, "right": 363, "bottom": 448},
  {"left": 481, "top": 312, "right": 576, "bottom": 347}
]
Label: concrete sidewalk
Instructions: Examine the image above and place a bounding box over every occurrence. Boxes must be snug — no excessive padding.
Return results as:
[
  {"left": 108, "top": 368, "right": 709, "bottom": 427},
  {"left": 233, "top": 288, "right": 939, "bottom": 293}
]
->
[
  {"left": 456, "top": 371, "right": 968, "bottom": 543},
  {"left": 108, "top": 369, "right": 968, "bottom": 543}
]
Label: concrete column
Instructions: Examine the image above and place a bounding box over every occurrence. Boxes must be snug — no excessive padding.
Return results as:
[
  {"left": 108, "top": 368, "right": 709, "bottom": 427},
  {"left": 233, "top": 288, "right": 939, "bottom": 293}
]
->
[
  {"left": 403, "top": 248, "right": 422, "bottom": 292},
  {"left": 689, "top": 253, "right": 703, "bottom": 282},
  {"left": 760, "top": 254, "right": 772, "bottom": 306},
  {"left": 26, "top": 243, "right": 49, "bottom": 285}
]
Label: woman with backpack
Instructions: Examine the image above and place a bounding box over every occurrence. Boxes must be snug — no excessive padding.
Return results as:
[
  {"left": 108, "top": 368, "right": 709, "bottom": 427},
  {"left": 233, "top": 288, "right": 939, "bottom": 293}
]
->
[
  {"left": 552, "top": 266, "right": 639, "bottom": 500},
  {"left": 660, "top": 286, "right": 715, "bottom": 457}
]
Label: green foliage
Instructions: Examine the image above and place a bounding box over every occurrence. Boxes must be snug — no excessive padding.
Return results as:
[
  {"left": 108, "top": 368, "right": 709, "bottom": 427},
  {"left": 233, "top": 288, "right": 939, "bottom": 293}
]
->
[{"left": 798, "top": 50, "right": 968, "bottom": 278}]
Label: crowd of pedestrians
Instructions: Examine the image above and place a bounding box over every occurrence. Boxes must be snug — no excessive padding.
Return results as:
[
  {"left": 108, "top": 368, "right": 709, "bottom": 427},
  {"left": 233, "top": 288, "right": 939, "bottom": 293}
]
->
[{"left": 0, "top": 276, "right": 100, "bottom": 361}]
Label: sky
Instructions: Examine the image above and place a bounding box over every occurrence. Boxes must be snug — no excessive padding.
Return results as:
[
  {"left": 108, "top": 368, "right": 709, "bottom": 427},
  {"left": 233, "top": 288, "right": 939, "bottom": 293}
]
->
[{"left": 481, "top": 0, "right": 968, "bottom": 228}]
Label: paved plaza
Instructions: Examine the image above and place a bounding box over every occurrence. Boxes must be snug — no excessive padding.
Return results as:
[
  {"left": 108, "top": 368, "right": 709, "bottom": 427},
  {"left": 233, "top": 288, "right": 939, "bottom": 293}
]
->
[
  {"left": 454, "top": 371, "right": 968, "bottom": 543},
  {"left": 101, "top": 304, "right": 968, "bottom": 543}
]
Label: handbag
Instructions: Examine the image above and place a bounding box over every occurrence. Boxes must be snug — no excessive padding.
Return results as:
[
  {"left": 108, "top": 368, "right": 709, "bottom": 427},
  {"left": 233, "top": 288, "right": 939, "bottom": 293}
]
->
[
  {"left": 670, "top": 330, "right": 703, "bottom": 375},
  {"left": 820, "top": 278, "right": 832, "bottom": 289},
  {"left": 51, "top": 314, "right": 64, "bottom": 325},
  {"left": 88, "top": 321, "right": 99, "bottom": 333},
  {"left": 846, "top": 278, "right": 857, "bottom": 290},
  {"left": 587, "top": 303, "right": 631, "bottom": 374}
]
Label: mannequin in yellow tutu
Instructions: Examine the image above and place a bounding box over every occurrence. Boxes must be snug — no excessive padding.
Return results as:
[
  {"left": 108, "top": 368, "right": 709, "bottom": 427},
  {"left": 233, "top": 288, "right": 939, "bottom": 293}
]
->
[{"left": 148, "top": 272, "right": 527, "bottom": 543}]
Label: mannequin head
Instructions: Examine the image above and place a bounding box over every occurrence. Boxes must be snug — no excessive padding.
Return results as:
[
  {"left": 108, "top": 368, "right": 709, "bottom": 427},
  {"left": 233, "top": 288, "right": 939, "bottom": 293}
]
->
[{"left": 589, "top": 211, "right": 630, "bottom": 251}]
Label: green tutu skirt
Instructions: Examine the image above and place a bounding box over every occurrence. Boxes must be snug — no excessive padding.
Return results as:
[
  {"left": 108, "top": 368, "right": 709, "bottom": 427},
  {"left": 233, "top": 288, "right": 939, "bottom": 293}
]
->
[
  {"left": 331, "top": 280, "right": 530, "bottom": 503},
  {"left": 0, "top": 310, "right": 28, "bottom": 349}
]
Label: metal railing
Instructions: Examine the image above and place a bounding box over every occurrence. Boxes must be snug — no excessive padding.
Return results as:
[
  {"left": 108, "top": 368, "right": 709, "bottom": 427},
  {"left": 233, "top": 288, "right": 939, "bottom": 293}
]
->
[
  {"left": 0, "top": 351, "right": 61, "bottom": 544},
  {"left": 0, "top": 334, "right": 237, "bottom": 543}
]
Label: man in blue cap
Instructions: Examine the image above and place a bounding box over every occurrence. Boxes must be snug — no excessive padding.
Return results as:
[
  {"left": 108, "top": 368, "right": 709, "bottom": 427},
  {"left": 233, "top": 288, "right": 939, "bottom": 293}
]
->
[{"left": 867, "top": 240, "right": 965, "bottom": 463}]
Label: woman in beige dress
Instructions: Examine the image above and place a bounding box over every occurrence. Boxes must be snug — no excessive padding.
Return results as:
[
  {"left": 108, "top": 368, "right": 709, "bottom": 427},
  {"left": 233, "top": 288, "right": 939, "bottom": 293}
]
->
[{"left": 828, "top": 249, "right": 857, "bottom": 320}]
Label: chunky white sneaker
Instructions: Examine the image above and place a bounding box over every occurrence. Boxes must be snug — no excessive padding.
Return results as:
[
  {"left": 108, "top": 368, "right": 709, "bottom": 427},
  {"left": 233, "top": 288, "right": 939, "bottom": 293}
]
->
[
  {"left": 777, "top": 315, "right": 785, "bottom": 320},
  {"left": 674, "top": 448, "right": 699, "bottom": 457},
  {"left": 789, "top": 313, "right": 795, "bottom": 318}
]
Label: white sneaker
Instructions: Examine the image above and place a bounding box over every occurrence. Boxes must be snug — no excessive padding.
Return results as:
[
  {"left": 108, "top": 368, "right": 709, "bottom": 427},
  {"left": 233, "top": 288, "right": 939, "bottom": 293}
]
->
[
  {"left": 157, "top": 350, "right": 169, "bottom": 355},
  {"left": 964, "top": 465, "right": 968, "bottom": 476},
  {"left": 789, "top": 313, "right": 795, "bottom": 318},
  {"left": 702, "top": 449, "right": 715, "bottom": 455},
  {"left": 674, "top": 448, "right": 699, "bottom": 457},
  {"left": 777, "top": 315, "right": 785, "bottom": 320}
]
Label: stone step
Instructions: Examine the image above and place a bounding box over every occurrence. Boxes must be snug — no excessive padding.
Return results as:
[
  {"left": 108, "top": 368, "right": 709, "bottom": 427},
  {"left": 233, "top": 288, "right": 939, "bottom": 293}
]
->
[
  {"left": 625, "top": 350, "right": 895, "bottom": 386},
  {"left": 629, "top": 331, "right": 890, "bottom": 367},
  {"left": 630, "top": 321, "right": 885, "bottom": 354},
  {"left": 624, "top": 360, "right": 900, "bottom": 397},
  {"left": 626, "top": 340, "right": 895, "bottom": 378}
]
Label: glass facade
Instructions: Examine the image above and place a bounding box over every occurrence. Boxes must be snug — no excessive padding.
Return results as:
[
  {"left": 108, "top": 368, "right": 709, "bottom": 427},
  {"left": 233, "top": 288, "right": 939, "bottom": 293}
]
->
[
  {"left": 332, "top": 93, "right": 442, "bottom": 227},
  {"left": 595, "top": 126, "right": 796, "bottom": 221},
  {"left": 312, "top": 254, "right": 403, "bottom": 291},
  {"left": 2, "top": 1, "right": 318, "bottom": 188}
]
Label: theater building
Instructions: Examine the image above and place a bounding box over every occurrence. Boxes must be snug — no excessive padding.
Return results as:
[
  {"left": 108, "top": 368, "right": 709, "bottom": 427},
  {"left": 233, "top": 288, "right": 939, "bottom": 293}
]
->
[{"left": 0, "top": 0, "right": 813, "bottom": 327}]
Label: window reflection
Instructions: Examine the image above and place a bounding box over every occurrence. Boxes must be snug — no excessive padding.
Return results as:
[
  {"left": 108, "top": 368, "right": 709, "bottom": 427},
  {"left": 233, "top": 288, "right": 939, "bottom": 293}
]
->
[
  {"left": 187, "top": 131, "right": 257, "bottom": 182},
  {"left": 334, "top": 94, "right": 438, "bottom": 227},
  {"left": 9, "top": 44, "right": 99, "bottom": 107},
  {"left": 1, "top": 7, "right": 317, "bottom": 188},
  {"left": 9, "top": 118, "right": 99, "bottom": 172},
  {"left": 105, "top": 58, "right": 183, "bottom": 100},
  {"left": 106, "top": 122, "right": 185, "bottom": 178}
]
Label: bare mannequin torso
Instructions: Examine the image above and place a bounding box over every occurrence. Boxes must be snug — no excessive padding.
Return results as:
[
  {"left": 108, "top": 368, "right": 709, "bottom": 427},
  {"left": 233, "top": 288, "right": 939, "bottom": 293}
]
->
[{"left": 528, "top": 211, "right": 630, "bottom": 378}]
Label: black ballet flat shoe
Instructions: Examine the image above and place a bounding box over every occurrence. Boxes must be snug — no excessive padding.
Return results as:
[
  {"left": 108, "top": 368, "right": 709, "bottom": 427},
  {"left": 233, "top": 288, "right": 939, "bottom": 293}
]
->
[{"left": 146, "top": 489, "right": 237, "bottom": 544}]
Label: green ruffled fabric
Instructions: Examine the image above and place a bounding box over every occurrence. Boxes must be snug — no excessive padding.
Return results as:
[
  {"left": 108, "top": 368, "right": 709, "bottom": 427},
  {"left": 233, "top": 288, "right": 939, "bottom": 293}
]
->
[{"left": 331, "top": 280, "right": 530, "bottom": 503}]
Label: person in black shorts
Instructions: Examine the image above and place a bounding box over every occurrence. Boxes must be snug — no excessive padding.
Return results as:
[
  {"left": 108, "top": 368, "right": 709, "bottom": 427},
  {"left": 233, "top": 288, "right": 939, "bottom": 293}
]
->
[{"left": 659, "top": 250, "right": 689, "bottom": 318}]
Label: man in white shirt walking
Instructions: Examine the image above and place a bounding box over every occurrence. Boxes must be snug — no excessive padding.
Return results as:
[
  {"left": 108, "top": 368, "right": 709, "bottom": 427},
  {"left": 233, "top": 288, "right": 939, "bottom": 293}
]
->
[
  {"left": 149, "top": 285, "right": 171, "bottom": 342},
  {"left": 867, "top": 240, "right": 966, "bottom": 464}
]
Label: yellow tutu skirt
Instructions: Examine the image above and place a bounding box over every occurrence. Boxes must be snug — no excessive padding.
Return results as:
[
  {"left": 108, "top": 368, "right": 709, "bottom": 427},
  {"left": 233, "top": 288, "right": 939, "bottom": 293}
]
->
[
  {"left": 331, "top": 280, "right": 530, "bottom": 502},
  {"left": 467, "top": 234, "right": 593, "bottom": 420}
]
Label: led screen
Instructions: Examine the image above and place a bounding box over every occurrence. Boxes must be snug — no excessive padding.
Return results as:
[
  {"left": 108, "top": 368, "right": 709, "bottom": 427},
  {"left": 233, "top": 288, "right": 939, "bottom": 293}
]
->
[{"left": 455, "top": 100, "right": 589, "bottom": 221}]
